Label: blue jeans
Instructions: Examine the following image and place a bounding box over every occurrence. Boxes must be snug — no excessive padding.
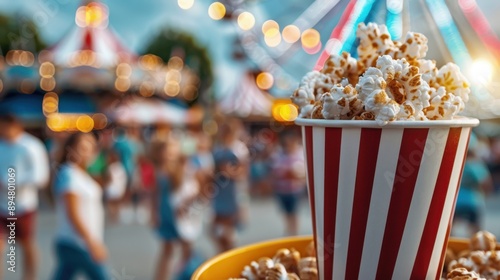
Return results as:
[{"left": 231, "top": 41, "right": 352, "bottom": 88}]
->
[{"left": 52, "top": 241, "right": 109, "bottom": 280}]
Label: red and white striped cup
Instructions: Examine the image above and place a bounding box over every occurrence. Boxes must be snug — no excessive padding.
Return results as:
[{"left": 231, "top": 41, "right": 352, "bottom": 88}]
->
[{"left": 295, "top": 117, "right": 479, "bottom": 280}]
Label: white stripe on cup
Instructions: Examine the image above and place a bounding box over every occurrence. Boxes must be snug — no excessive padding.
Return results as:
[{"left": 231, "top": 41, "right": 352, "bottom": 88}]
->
[
  {"left": 358, "top": 128, "right": 404, "bottom": 280},
  {"left": 426, "top": 127, "right": 470, "bottom": 279},
  {"left": 312, "top": 126, "right": 326, "bottom": 280},
  {"left": 333, "top": 128, "right": 361, "bottom": 280},
  {"left": 392, "top": 128, "right": 449, "bottom": 279}
]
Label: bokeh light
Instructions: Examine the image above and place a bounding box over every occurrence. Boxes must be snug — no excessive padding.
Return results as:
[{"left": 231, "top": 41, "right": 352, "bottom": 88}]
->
[
  {"left": 92, "top": 113, "right": 108, "bottom": 130},
  {"left": 272, "top": 100, "right": 298, "bottom": 122},
  {"left": 47, "top": 114, "right": 65, "bottom": 132},
  {"left": 115, "top": 77, "right": 130, "bottom": 92},
  {"left": 168, "top": 56, "right": 184, "bottom": 70},
  {"left": 178, "top": 0, "right": 194, "bottom": 10},
  {"left": 40, "top": 77, "right": 56, "bottom": 91},
  {"left": 39, "top": 62, "right": 55, "bottom": 78},
  {"left": 166, "top": 69, "right": 182, "bottom": 83},
  {"left": 237, "top": 12, "right": 255, "bottom": 30},
  {"left": 75, "top": 3, "right": 108, "bottom": 28},
  {"left": 208, "top": 2, "right": 226, "bottom": 20},
  {"left": 303, "top": 42, "right": 322, "bottom": 54},
  {"left": 116, "top": 63, "right": 132, "bottom": 78},
  {"left": 279, "top": 104, "right": 298, "bottom": 122},
  {"left": 6, "top": 50, "right": 34, "bottom": 66},
  {"left": 264, "top": 32, "right": 282, "bottom": 47},
  {"left": 468, "top": 59, "right": 493, "bottom": 84},
  {"left": 301, "top": 28, "right": 321, "bottom": 49},
  {"left": 76, "top": 115, "right": 94, "bottom": 132},
  {"left": 43, "top": 92, "right": 59, "bottom": 116},
  {"left": 164, "top": 81, "right": 180, "bottom": 96},
  {"left": 282, "top": 25, "right": 301, "bottom": 43},
  {"left": 256, "top": 72, "right": 274, "bottom": 90},
  {"left": 139, "top": 54, "right": 163, "bottom": 71},
  {"left": 139, "top": 82, "right": 155, "bottom": 97},
  {"left": 262, "top": 20, "right": 279, "bottom": 35}
]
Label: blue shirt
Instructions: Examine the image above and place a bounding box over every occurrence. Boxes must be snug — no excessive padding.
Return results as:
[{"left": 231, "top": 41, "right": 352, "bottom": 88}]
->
[{"left": 212, "top": 148, "right": 239, "bottom": 216}]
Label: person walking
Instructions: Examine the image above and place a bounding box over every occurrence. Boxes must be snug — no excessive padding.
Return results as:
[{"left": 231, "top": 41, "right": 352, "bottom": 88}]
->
[
  {"left": 52, "top": 132, "right": 109, "bottom": 280},
  {"left": 0, "top": 114, "right": 49, "bottom": 280},
  {"left": 150, "top": 139, "right": 200, "bottom": 280},
  {"left": 271, "top": 131, "right": 306, "bottom": 236}
]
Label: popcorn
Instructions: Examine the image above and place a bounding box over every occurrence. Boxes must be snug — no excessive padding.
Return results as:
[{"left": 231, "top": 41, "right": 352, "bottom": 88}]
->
[
  {"left": 299, "top": 268, "right": 318, "bottom": 280},
  {"left": 424, "top": 87, "right": 465, "bottom": 120},
  {"left": 356, "top": 22, "right": 399, "bottom": 67},
  {"left": 292, "top": 71, "right": 334, "bottom": 106},
  {"left": 321, "top": 52, "right": 365, "bottom": 85},
  {"left": 435, "top": 63, "right": 471, "bottom": 103},
  {"left": 321, "top": 84, "right": 363, "bottom": 120},
  {"left": 398, "top": 32, "right": 429, "bottom": 61},
  {"left": 471, "top": 231, "right": 498, "bottom": 252},
  {"left": 242, "top": 257, "right": 275, "bottom": 280},
  {"left": 362, "top": 88, "right": 400, "bottom": 124},
  {"left": 447, "top": 268, "right": 485, "bottom": 280},
  {"left": 272, "top": 248, "right": 301, "bottom": 274},
  {"left": 265, "top": 263, "right": 289, "bottom": 280},
  {"left": 445, "top": 231, "right": 499, "bottom": 279},
  {"left": 291, "top": 22, "right": 471, "bottom": 124}
]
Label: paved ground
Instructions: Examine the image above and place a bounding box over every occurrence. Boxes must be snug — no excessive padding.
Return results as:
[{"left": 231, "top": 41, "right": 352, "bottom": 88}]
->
[{"left": 2, "top": 193, "right": 500, "bottom": 280}]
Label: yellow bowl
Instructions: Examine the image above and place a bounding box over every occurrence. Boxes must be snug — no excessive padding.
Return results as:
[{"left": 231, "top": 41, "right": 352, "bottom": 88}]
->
[{"left": 191, "top": 236, "right": 498, "bottom": 279}]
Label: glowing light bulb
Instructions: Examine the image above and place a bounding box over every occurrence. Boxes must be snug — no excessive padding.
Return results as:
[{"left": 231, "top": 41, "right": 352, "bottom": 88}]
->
[
  {"left": 282, "top": 25, "right": 301, "bottom": 43},
  {"left": 208, "top": 2, "right": 226, "bottom": 20},
  {"left": 256, "top": 72, "right": 274, "bottom": 90},
  {"left": 301, "top": 29, "right": 321, "bottom": 49},
  {"left": 178, "top": 0, "right": 194, "bottom": 10},
  {"left": 237, "top": 12, "right": 255, "bottom": 30}
]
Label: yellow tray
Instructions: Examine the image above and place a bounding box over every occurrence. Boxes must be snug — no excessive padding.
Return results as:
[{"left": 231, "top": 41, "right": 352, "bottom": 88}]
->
[{"left": 192, "top": 236, "right": 498, "bottom": 280}]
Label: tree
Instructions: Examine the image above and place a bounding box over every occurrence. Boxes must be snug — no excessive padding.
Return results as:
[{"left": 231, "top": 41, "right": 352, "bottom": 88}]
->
[
  {"left": 142, "top": 29, "right": 213, "bottom": 106},
  {"left": 0, "top": 13, "right": 46, "bottom": 55}
]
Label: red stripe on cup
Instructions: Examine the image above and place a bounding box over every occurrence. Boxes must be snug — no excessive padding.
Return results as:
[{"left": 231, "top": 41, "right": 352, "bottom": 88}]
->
[
  {"left": 305, "top": 126, "right": 317, "bottom": 248},
  {"left": 375, "top": 128, "right": 429, "bottom": 280},
  {"left": 346, "top": 128, "right": 382, "bottom": 279},
  {"left": 410, "top": 128, "right": 462, "bottom": 279},
  {"left": 323, "top": 127, "right": 342, "bottom": 279},
  {"left": 435, "top": 129, "right": 472, "bottom": 279}
]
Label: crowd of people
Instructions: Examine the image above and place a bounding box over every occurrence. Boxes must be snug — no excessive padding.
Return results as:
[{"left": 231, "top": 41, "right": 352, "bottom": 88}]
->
[{"left": 0, "top": 114, "right": 309, "bottom": 280}]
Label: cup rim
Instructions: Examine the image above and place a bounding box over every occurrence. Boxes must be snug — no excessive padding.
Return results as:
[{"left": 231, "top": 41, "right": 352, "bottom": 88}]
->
[{"left": 294, "top": 116, "right": 480, "bottom": 128}]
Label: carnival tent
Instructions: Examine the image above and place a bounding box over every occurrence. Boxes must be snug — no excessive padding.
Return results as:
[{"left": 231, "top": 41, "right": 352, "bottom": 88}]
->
[{"left": 218, "top": 72, "right": 274, "bottom": 119}]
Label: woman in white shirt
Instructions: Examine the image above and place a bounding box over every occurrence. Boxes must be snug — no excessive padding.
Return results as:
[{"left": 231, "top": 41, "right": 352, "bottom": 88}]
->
[{"left": 52, "top": 132, "right": 108, "bottom": 280}]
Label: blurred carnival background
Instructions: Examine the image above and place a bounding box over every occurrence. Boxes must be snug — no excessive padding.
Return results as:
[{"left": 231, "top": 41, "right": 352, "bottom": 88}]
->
[{"left": 0, "top": 0, "right": 500, "bottom": 279}]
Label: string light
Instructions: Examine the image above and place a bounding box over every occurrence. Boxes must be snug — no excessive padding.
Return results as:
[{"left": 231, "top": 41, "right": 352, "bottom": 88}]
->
[
  {"left": 238, "top": 12, "right": 255, "bottom": 30},
  {"left": 76, "top": 115, "right": 94, "bottom": 133},
  {"left": 256, "top": 72, "right": 274, "bottom": 90},
  {"left": 282, "top": 25, "right": 301, "bottom": 43},
  {"left": 264, "top": 32, "right": 282, "bottom": 47},
  {"left": 208, "top": 2, "right": 225, "bottom": 20},
  {"left": 39, "top": 62, "right": 55, "bottom": 78},
  {"left": 168, "top": 56, "right": 184, "bottom": 70},
  {"left": 40, "top": 77, "right": 56, "bottom": 91},
  {"left": 262, "top": 20, "right": 279, "bottom": 35},
  {"left": 92, "top": 113, "right": 108, "bottom": 130},
  {"left": 178, "top": 0, "right": 194, "bottom": 10},
  {"left": 301, "top": 29, "right": 320, "bottom": 49}
]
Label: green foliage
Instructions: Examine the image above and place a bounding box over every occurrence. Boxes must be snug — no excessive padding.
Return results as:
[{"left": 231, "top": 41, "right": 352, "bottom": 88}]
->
[
  {"left": 0, "top": 13, "right": 46, "bottom": 55},
  {"left": 142, "top": 29, "right": 213, "bottom": 105}
]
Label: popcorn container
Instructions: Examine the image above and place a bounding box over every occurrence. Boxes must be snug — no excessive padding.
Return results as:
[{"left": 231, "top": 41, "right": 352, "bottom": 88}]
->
[{"left": 295, "top": 117, "right": 479, "bottom": 280}]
